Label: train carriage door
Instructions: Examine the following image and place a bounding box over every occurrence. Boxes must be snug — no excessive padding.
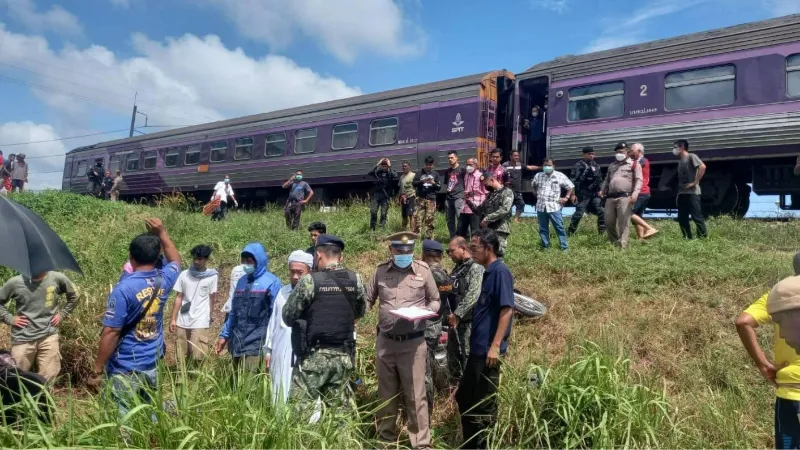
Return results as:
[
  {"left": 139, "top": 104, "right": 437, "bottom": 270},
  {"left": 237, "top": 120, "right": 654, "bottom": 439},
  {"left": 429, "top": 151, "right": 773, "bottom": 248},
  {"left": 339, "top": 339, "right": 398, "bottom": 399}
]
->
[{"left": 518, "top": 75, "right": 550, "bottom": 165}]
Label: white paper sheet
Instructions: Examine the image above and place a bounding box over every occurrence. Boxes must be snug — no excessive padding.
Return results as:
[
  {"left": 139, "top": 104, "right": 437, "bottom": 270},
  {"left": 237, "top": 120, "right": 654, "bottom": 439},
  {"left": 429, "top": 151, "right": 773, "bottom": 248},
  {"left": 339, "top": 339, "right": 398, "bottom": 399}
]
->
[{"left": 389, "top": 306, "right": 437, "bottom": 320}]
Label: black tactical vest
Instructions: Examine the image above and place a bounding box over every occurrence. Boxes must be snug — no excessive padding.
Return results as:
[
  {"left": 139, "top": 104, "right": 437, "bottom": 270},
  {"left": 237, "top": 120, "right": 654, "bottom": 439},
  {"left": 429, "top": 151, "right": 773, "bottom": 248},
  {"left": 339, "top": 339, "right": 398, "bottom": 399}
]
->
[
  {"left": 430, "top": 265, "right": 452, "bottom": 317},
  {"left": 305, "top": 270, "right": 357, "bottom": 348},
  {"left": 449, "top": 260, "right": 474, "bottom": 313}
]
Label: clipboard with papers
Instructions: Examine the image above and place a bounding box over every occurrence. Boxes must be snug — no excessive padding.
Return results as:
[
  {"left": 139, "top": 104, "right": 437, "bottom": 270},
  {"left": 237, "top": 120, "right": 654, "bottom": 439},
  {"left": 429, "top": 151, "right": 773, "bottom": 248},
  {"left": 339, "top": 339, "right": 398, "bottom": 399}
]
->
[{"left": 389, "top": 306, "right": 438, "bottom": 321}]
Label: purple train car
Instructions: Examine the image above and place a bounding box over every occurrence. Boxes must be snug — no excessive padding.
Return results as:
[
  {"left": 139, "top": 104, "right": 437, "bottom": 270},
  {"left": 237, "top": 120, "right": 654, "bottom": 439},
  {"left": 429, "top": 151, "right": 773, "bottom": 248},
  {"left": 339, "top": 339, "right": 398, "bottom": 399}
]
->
[
  {"left": 515, "top": 14, "right": 800, "bottom": 216},
  {"left": 62, "top": 70, "right": 516, "bottom": 204}
]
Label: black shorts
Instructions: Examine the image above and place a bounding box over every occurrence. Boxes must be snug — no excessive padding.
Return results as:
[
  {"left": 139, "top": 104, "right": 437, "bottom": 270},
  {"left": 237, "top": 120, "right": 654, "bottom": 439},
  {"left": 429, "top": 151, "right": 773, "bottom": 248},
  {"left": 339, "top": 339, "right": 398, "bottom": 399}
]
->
[
  {"left": 632, "top": 194, "right": 650, "bottom": 216},
  {"left": 513, "top": 192, "right": 525, "bottom": 211},
  {"left": 402, "top": 197, "right": 416, "bottom": 217}
]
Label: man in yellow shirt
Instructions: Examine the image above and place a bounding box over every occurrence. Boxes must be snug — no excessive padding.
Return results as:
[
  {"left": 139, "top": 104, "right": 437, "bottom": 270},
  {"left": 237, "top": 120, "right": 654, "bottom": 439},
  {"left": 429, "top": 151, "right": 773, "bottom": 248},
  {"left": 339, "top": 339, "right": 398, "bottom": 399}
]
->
[{"left": 736, "top": 253, "right": 800, "bottom": 449}]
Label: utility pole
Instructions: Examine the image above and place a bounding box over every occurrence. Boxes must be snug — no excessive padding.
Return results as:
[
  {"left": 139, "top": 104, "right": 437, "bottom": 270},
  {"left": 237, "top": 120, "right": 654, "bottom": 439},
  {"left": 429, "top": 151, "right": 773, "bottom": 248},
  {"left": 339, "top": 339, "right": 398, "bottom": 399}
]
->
[{"left": 129, "top": 92, "right": 138, "bottom": 137}]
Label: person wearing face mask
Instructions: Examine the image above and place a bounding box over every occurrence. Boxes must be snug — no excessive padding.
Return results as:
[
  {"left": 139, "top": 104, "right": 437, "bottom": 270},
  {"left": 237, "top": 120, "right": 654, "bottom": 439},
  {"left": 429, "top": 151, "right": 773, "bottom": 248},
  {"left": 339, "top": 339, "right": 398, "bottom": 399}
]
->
[
  {"left": 367, "top": 231, "right": 440, "bottom": 449},
  {"left": 524, "top": 106, "right": 545, "bottom": 160},
  {"left": 568, "top": 146, "right": 605, "bottom": 236},
  {"left": 469, "top": 173, "right": 513, "bottom": 258},
  {"left": 532, "top": 158, "right": 574, "bottom": 251},
  {"left": 283, "top": 170, "right": 314, "bottom": 231},
  {"left": 215, "top": 243, "right": 282, "bottom": 372},
  {"left": 459, "top": 157, "right": 487, "bottom": 238},
  {"left": 211, "top": 175, "right": 238, "bottom": 221},
  {"left": 629, "top": 143, "right": 659, "bottom": 240},
  {"left": 503, "top": 150, "right": 541, "bottom": 223},
  {"left": 600, "top": 142, "right": 642, "bottom": 249},
  {"left": 369, "top": 158, "right": 399, "bottom": 231},
  {"left": 10, "top": 153, "right": 28, "bottom": 193},
  {"left": 673, "top": 139, "right": 708, "bottom": 239},
  {"left": 283, "top": 236, "right": 366, "bottom": 413}
]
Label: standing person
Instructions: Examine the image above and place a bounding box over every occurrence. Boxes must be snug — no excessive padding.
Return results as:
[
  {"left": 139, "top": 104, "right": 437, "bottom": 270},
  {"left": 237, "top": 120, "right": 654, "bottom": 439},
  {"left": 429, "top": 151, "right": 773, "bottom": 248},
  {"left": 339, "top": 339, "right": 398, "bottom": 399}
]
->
[
  {"left": 1, "top": 153, "right": 14, "bottom": 193},
  {"left": 306, "top": 221, "right": 327, "bottom": 254},
  {"left": 674, "top": 139, "right": 708, "bottom": 239},
  {"left": 567, "top": 146, "right": 605, "bottom": 236},
  {"left": 283, "top": 170, "right": 314, "bottom": 231},
  {"left": 87, "top": 161, "right": 104, "bottom": 197},
  {"left": 524, "top": 106, "right": 545, "bottom": 161},
  {"left": 399, "top": 161, "right": 417, "bottom": 231},
  {"left": 629, "top": 143, "right": 659, "bottom": 239},
  {"left": 214, "top": 243, "right": 281, "bottom": 372},
  {"left": 87, "top": 218, "right": 182, "bottom": 416},
  {"left": 532, "top": 159, "right": 574, "bottom": 251},
  {"left": 737, "top": 252, "right": 800, "bottom": 450},
  {"left": 284, "top": 236, "right": 366, "bottom": 412},
  {"left": 369, "top": 158, "right": 398, "bottom": 231},
  {"left": 0, "top": 271, "right": 78, "bottom": 382},
  {"left": 367, "top": 231, "right": 440, "bottom": 449},
  {"left": 420, "top": 239, "right": 451, "bottom": 417},
  {"left": 211, "top": 176, "right": 238, "bottom": 221},
  {"left": 457, "top": 228, "right": 514, "bottom": 449},
  {"left": 470, "top": 174, "right": 513, "bottom": 258},
  {"left": 445, "top": 151, "right": 467, "bottom": 238},
  {"left": 263, "top": 250, "right": 313, "bottom": 405},
  {"left": 486, "top": 149, "right": 505, "bottom": 182},
  {"left": 169, "top": 245, "right": 218, "bottom": 366},
  {"left": 600, "top": 142, "right": 642, "bottom": 249},
  {"left": 413, "top": 156, "right": 441, "bottom": 240},
  {"left": 11, "top": 153, "right": 27, "bottom": 193},
  {"left": 446, "top": 236, "right": 485, "bottom": 386},
  {"left": 102, "top": 171, "right": 114, "bottom": 200},
  {"left": 459, "top": 158, "right": 487, "bottom": 238},
  {"left": 503, "top": 150, "right": 540, "bottom": 223},
  {"left": 109, "top": 170, "right": 123, "bottom": 202}
]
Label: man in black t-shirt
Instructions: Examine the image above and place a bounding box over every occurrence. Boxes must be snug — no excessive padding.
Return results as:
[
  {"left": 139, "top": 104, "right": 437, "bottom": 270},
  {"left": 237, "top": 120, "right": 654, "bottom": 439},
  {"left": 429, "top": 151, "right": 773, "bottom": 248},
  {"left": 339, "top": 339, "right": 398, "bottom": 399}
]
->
[
  {"left": 444, "top": 151, "right": 467, "bottom": 238},
  {"left": 502, "top": 150, "right": 540, "bottom": 223}
]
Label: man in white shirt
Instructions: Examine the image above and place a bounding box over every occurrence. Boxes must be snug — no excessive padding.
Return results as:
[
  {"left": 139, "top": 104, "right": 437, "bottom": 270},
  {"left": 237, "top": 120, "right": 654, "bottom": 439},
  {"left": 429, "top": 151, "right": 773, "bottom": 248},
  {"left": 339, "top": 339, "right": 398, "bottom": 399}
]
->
[
  {"left": 263, "top": 250, "right": 313, "bottom": 405},
  {"left": 532, "top": 158, "right": 574, "bottom": 250},
  {"left": 211, "top": 175, "right": 238, "bottom": 221},
  {"left": 169, "top": 245, "right": 218, "bottom": 365}
]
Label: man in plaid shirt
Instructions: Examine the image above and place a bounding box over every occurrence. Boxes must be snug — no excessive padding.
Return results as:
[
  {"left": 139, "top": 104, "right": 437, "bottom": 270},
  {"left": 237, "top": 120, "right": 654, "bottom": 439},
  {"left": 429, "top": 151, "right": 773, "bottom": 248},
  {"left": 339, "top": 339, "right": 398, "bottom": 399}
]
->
[
  {"left": 459, "top": 157, "right": 487, "bottom": 237},
  {"left": 532, "top": 158, "right": 574, "bottom": 250}
]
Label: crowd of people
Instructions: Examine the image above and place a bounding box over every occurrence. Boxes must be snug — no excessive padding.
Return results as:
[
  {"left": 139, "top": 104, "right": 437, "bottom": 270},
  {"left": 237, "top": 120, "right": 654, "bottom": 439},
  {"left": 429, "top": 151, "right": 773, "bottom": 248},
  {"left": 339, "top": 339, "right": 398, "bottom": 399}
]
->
[{"left": 0, "top": 151, "right": 29, "bottom": 194}]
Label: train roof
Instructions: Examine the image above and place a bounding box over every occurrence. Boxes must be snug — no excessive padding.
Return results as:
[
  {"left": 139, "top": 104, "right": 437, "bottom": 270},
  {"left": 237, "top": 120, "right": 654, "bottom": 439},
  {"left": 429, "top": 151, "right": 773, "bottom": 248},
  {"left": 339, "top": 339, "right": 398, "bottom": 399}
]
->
[
  {"left": 520, "top": 14, "right": 800, "bottom": 82},
  {"left": 67, "top": 70, "right": 510, "bottom": 155}
]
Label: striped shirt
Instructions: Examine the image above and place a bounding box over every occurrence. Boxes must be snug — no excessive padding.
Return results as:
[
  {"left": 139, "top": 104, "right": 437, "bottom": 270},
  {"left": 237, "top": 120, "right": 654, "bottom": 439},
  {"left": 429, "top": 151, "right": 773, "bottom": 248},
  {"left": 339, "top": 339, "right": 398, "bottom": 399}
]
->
[
  {"left": 462, "top": 170, "right": 487, "bottom": 214},
  {"left": 532, "top": 171, "right": 574, "bottom": 213}
]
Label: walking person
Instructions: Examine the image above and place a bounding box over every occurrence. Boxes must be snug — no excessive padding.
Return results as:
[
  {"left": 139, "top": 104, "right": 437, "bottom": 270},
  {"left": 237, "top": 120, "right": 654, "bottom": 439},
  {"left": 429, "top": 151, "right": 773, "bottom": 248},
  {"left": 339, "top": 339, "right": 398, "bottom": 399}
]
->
[
  {"left": 263, "top": 250, "right": 313, "bottom": 405},
  {"left": 532, "top": 158, "right": 574, "bottom": 250},
  {"left": 11, "top": 153, "right": 27, "bottom": 193},
  {"left": 283, "top": 170, "right": 314, "bottom": 231},
  {"left": 459, "top": 158, "right": 487, "bottom": 238},
  {"left": 1, "top": 153, "right": 14, "bottom": 193},
  {"left": 629, "top": 143, "right": 658, "bottom": 239},
  {"left": 673, "top": 139, "right": 708, "bottom": 239},
  {"left": 503, "top": 150, "right": 540, "bottom": 222},
  {"left": 0, "top": 270, "right": 78, "bottom": 382},
  {"left": 211, "top": 175, "right": 238, "bottom": 221},
  {"left": 413, "top": 156, "right": 441, "bottom": 240},
  {"left": 367, "top": 231, "right": 440, "bottom": 449},
  {"left": 398, "top": 161, "right": 417, "bottom": 231},
  {"left": 457, "top": 228, "right": 514, "bottom": 449},
  {"left": 445, "top": 151, "right": 467, "bottom": 238},
  {"left": 109, "top": 170, "right": 123, "bottom": 202},
  {"left": 169, "top": 245, "right": 218, "bottom": 366},
  {"left": 567, "top": 146, "right": 605, "bottom": 236},
  {"left": 446, "top": 236, "right": 485, "bottom": 386},
  {"left": 369, "top": 158, "right": 398, "bottom": 231},
  {"left": 600, "top": 142, "right": 642, "bottom": 249}
]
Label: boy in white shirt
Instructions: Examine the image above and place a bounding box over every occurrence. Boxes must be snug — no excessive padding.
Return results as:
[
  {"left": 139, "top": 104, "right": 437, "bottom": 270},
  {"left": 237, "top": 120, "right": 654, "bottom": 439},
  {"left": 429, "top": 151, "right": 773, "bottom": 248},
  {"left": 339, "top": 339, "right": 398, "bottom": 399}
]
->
[{"left": 170, "top": 245, "right": 218, "bottom": 365}]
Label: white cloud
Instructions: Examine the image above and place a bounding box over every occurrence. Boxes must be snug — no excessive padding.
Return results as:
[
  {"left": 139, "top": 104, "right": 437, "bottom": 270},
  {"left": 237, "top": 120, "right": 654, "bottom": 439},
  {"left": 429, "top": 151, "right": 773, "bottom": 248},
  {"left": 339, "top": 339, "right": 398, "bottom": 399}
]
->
[
  {"left": 0, "top": 0, "right": 82, "bottom": 37},
  {"left": 203, "top": 0, "right": 426, "bottom": 63},
  {"left": 582, "top": 36, "right": 642, "bottom": 53},
  {"left": 763, "top": 0, "right": 800, "bottom": 16},
  {"left": 0, "top": 121, "right": 67, "bottom": 191},
  {"left": 531, "top": 0, "right": 568, "bottom": 14}
]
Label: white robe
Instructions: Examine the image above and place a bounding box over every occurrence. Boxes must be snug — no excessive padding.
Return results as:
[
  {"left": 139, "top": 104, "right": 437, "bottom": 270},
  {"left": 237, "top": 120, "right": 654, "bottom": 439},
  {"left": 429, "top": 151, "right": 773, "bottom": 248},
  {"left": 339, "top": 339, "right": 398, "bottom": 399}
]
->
[{"left": 264, "top": 284, "right": 294, "bottom": 404}]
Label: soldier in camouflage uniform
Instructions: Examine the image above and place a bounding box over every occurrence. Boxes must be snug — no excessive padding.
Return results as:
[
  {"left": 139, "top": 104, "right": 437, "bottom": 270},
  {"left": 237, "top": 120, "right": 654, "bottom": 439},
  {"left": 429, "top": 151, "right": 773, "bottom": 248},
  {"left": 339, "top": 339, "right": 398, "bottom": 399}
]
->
[
  {"left": 467, "top": 173, "right": 513, "bottom": 257},
  {"left": 413, "top": 155, "right": 441, "bottom": 240},
  {"left": 421, "top": 239, "right": 451, "bottom": 417},
  {"left": 283, "top": 235, "right": 366, "bottom": 415}
]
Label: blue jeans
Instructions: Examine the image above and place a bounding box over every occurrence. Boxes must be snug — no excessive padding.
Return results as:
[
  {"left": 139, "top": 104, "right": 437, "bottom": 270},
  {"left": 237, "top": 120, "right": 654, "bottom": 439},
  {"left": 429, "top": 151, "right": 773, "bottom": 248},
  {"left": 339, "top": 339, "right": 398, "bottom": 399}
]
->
[
  {"left": 109, "top": 368, "right": 158, "bottom": 421},
  {"left": 776, "top": 398, "right": 800, "bottom": 449},
  {"left": 537, "top": 211, "right": 568, "bottom": 250}
]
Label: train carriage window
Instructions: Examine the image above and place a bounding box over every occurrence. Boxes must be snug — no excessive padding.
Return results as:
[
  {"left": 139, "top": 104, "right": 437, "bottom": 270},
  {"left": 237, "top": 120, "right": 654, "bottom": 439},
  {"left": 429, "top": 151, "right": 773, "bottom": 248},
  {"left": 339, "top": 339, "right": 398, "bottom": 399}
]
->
[
  {"left": 567, "top": 82, "right": 624, "bottom": 121},
  {"left": 125, "top": 153, "right": 140, "bottom": 172},
  {"left": 787, "top": 55, "right": 800, "bottom": 98},
  {"left": 234, "top": 137, "right": 254, "bottom": 160},
  {"left": 185, "top": 145, "right": 200, "bottom": 165},
  {"left": 665, "top": 65, "right": 735, "bottom": 111},
  {"left": 108, "top": 155, "right": 121, "bottom": 174},
  {"left": 75, "top": 161, "right": 88, "bottom": 177},
  {"left": 143, "top": 151, "right": 157, "bottom": 170},
  {"left": 164, "top": 148, "right": 181, "bottom": 168},
  {"left": 369, "top": 118, "right": 398, "bottom": 146},
  {"left": 265, "top": 133, "right": 286, "bottom": 157},
  {"left": 332, "top": 123, "right": 358, "bottom": 150},
  {"left": 294, "top": 128, "right": 317, "bottom": 154},
  {"left": 210, "top": 141, "right": 228, "bottom": 162}
]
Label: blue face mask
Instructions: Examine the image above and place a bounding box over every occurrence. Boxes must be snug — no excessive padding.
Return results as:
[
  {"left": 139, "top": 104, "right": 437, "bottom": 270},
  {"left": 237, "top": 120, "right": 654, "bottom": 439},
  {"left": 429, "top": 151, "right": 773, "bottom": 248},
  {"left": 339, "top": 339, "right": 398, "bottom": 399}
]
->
[
  {"left": 243, "top": 264, "right": 255, "bottom": 275},
  {"left": 393, "top": 254, "right": 413, "bottom": 269},
  {"left": 224, "top": 178, "right": 230, "bottom": 184},
  {"left": 543, "top": 166, "right": 554, "bottom": 174}
]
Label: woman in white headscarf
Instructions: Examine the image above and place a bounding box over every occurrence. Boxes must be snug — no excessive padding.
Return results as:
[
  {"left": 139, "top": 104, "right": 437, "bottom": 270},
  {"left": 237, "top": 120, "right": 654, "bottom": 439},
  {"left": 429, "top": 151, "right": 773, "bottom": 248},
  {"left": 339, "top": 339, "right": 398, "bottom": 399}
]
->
[{"left": 264, "top": 250, "right": 313, "bottom": 405}]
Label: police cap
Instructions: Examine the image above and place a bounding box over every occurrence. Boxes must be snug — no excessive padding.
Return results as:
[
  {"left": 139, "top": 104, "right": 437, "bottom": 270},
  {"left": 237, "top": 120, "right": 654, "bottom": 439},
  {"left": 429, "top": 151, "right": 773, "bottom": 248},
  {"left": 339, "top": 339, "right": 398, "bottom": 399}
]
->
[
  {"left": 386, "top": 231, "right": 418, "bottom": 252},
  {"left": 614, "top": 141, "right": 628, "bottom": 151},
  {"left": 422, "top": 239, "right": 444, "bottom": 254},
  {"left": 315, "top": 234, "right": 345, "bottom": 251},
  {"left": 582, "top": 146, "right": 595, "bottom": 154}
]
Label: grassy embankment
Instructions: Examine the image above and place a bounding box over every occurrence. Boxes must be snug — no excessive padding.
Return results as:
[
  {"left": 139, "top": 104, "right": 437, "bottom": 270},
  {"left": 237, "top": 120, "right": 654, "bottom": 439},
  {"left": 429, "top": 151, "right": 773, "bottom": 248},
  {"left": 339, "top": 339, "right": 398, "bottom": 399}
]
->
[{"left": 0, "top": 190, "right": 797, "bottom": 449}]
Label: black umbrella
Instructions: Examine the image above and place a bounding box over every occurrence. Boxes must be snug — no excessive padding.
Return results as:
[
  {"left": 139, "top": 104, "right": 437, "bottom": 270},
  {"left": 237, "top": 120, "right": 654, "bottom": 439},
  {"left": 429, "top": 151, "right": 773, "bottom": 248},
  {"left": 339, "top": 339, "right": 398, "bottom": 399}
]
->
[{"left": 0, "top": 195, "right": 82, "bottom": 278}]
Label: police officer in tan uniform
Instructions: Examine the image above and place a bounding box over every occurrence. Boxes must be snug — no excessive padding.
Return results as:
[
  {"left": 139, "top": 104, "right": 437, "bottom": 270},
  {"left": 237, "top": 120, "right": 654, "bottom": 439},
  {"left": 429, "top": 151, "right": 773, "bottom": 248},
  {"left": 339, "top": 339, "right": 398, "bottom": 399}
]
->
[{"left": 367, "top": 231, "right": 440, "bottom": 449}]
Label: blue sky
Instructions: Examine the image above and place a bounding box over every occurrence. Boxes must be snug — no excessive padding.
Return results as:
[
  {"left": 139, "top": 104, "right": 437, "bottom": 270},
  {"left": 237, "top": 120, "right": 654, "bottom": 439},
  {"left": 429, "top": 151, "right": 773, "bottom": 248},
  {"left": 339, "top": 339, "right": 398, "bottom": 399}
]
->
[{"left": 0, "top": 0, "right": 797, "bottom": 216}]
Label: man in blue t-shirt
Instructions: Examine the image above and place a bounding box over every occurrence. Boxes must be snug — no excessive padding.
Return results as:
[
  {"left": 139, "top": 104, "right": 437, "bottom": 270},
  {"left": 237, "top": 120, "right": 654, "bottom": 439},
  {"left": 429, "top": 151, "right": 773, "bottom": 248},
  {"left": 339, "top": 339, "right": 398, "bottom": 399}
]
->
[
  {"left": 87, "top": 218, "right": 181, "bottom": 417},
  {"left": 456, "top": 228, "right": 514, "bottom": 449}
]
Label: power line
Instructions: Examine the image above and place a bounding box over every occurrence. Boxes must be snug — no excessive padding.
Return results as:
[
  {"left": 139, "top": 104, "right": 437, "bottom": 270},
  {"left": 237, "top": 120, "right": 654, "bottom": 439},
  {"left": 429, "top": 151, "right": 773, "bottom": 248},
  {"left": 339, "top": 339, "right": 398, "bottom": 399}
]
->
[
  {"left": 0, "top": 74, "right": 132, "bottom": 114},
  {"left": 0, "top": 128, "right": 130, "bottom": 148}
]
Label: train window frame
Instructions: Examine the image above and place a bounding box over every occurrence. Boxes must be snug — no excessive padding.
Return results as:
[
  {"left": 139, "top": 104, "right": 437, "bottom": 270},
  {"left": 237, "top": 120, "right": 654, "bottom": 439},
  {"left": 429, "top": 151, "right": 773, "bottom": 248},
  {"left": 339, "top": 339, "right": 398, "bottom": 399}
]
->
[
  {"left": 184, "top": 145, "right": 200, "bottom": 165},
  {"left": 142, "top": 151, "right": 157, "bottom": 170},
  {"left": 234, "top": 137, "right": 254, "bottom": 161},
  {"left": 125, "top": 153, "right": 140, "bottom": 172},
  {"left": 265, "top": 132, "right": 286, "bottom": 157},
  {"left": 108, "top": 155, "right": 121, "bottom": 174},
  {"left": 294, "top": 128, "right": 317, "bottom": 154},
  {"left": 369, "top": 117, "right": 398, "bottom": 147},
  {"left": 210, "top": 141, "right": 228, "bottom": 163},
  {"left": 164, "top": 148, "right": 181, "bottom": 168},
  {"left": 664, "top": 64, "right": 736, "bottom": 111},
  {"left": 331, "top": 122, "right": 358, "bottom": 150},
  {"left": 75, "top": 160, "right": 88, "bottom": 177},
  {"left": 787, "top": 54, "right": 800, "bottom": 98},
  {"left": 567, "top": 81, "right": 625, "bottom": 122}
]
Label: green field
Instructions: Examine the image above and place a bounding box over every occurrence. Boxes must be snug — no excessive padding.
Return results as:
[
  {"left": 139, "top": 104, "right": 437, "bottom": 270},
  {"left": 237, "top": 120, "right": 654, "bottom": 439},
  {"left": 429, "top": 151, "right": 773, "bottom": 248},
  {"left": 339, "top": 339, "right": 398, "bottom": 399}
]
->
[{"left": 1, "top": 191, "right": 797, "bottom": 449}]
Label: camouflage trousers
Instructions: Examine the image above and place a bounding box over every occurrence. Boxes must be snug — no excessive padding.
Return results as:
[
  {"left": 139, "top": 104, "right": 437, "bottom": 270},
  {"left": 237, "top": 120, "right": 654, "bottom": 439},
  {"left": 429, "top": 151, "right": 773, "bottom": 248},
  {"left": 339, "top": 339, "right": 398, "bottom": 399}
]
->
[
  {"left": 414, "top": 199, "right": 436, "bottom": 239},
  {"left": 290, "top": 349, "right": 353, "bottom": 414},
  {"left": 496, "top": 231, "right": 509, "bottom": 258},
  {"left": 447, "top": 321, "right": 471, "bottom": 385},
  {"left": 424, "top": 319, "right": 443, "bottom": 417}
]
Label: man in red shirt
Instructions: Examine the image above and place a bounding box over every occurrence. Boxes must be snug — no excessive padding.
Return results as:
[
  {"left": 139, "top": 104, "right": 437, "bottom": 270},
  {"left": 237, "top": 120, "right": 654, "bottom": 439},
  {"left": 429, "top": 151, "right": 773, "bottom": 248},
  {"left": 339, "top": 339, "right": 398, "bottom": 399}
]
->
[{"left": 629, "top": 143, "right": 658, "bottom": 239}]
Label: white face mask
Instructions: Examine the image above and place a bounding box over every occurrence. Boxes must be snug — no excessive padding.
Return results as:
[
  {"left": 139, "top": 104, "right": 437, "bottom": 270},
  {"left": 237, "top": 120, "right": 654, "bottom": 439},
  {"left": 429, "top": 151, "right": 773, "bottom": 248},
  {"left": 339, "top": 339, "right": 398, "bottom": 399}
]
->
[
  {"left": 466, "top": 166, "right": 475, "bottom": 174},
  {"left": 615, "top": 153, "right": 627, "bottom": 162},
  {"left": 672, "top": 148, "right": 681, "bottom": 156}
]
